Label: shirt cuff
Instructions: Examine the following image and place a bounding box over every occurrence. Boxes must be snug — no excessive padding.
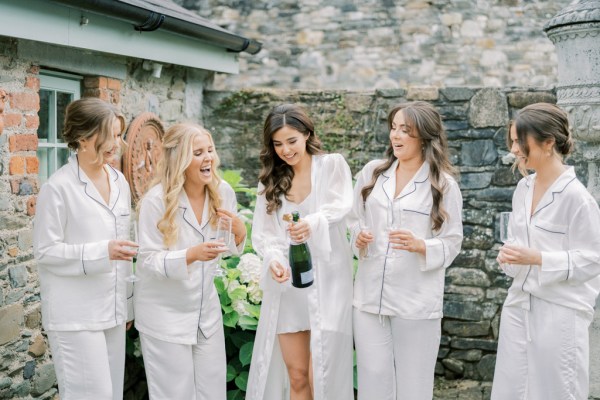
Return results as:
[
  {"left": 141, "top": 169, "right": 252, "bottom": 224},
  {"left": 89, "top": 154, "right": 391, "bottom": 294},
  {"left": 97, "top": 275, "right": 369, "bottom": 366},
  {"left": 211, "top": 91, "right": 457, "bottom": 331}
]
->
[
  {"left": 81, "top": 240, "right": 112, "bottom": 275},
  {"left": 163, "top": 249, "right": 189, "bottom": 280},
  {"left": 422, "top": 238, "right": 445, "bottom": 271},
  {"left": 538, "top": 251, "right": 570, "bottom": 286}
]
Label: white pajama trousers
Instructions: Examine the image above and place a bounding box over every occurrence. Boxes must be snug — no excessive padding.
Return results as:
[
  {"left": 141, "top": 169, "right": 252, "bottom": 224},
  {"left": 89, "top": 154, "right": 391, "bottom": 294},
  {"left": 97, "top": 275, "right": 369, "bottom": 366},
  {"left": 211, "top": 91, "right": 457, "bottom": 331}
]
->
[
  {"left": 140, "top": 329, "right": 226, "bottom": 400},
  {"left": 492, "top": 296, "right": 591, "bottom": 400},
  {"left": 353, "top": 308, "right": 441, "bottom": 400},
  {"left": 47, "top": 324, "right": 126, "bottom": 400}
]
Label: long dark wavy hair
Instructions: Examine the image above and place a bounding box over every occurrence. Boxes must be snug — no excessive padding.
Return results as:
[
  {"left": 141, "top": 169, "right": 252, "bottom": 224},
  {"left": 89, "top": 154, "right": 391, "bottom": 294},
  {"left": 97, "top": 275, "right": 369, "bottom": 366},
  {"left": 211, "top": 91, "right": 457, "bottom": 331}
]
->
[
  {"left": 258, "top": 104, "right": 324, "bottom": 214},
  {"left": 361, "top": 101, "right": 457, "bottom": 231}
]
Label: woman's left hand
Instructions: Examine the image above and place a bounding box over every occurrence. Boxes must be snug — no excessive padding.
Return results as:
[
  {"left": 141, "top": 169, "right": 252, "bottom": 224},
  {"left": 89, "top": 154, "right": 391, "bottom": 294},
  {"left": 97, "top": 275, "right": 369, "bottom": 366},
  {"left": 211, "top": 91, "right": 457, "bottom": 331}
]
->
[
  {"left": 498, "top": 244, "right": 542, "bottom": 266},
  {"left": 288, "top": 220, "right": 311, "bottom": 243},
  {"left": 217, "top": 208, "right": 246, "bottom": 245},
  {"left": 389, "top": 229, "right": 426, "bottom": 255}
]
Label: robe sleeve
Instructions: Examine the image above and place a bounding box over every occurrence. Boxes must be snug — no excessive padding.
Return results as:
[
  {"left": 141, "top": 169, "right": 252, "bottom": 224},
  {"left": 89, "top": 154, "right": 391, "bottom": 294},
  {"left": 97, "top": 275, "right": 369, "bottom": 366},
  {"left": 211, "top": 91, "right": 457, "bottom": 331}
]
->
[
  {"left": 137, "top": 192, "right": 190, "bottom": 281},
  {"left": 251, "top": 183, "right": 290, "bottom": 291},
  {"left": 33, "top": 183, "right": 112, "bottom": 276},
  {"left": 303, "top": 154, "right": 353, "bottom": 261},
  {"left": 421, "top": 179, "right": 464, "bottom": 271},
  {"left": 222, "top": 183, "right": 246, "bottom": 256},
  {"left": 539, "top": 198, "right": 600, "bottom": 285}
]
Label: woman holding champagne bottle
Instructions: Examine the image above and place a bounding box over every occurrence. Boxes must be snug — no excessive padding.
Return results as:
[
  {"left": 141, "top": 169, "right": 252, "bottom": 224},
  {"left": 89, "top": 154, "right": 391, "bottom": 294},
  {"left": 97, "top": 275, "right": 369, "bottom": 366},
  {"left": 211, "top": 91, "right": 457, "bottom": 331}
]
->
[
  {"left": 33, "top": 98, "right": 134, "bottom": 400},
  {"left": 135, "top": 123, "right": 246, "bottom": 400},
  {"left": 247, "top": 104, "right": 354, "bottom": 400},
  {"left": 348, "top": 101, "right": 463, "bottom": 400},
  {"left": 492, "top": 103, "right": 600, "bottom": 400}
]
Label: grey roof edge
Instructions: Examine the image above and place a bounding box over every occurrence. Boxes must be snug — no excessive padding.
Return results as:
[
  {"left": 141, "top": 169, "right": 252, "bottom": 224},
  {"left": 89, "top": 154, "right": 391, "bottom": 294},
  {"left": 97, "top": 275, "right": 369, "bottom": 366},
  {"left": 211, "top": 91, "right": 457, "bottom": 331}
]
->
[{"left": 49, "top": 0, "right": 262, "bottom": 55}]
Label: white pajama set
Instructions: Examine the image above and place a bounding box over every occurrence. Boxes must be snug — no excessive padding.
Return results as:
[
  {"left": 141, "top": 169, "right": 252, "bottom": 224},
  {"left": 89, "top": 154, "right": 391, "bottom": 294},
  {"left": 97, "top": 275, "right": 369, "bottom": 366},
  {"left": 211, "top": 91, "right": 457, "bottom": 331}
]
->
[
  {"left": 348, "top": 160, "right": 463, "bottom": 400},
  {"left": 492, "top": 168, "right": 600, "bottom": 400},
  {"left": 33, "top": 156, "right": 133, "bottom": 400},
  {"left": 135, "top": 182, "right": 244, "bottom": 400}
]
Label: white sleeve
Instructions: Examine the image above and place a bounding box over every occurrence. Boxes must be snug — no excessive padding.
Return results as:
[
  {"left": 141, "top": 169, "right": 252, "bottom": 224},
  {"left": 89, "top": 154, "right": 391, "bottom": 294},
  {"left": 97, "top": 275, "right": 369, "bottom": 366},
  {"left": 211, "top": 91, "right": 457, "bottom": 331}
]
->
[
  {"left": 421, "top": 180, "right": 464, "bottom": 271},
  {"left": 303, "top": 154, "right": 354, "bottom": 260},
  {"left": 137, "top": 194, "right": 189, "bottom": 281},
  {"left": 251, "top": 184, "right": 289, "bottom": 291},
  {"left": 539, "top": 199, "right": 600, "bottom": 285},
  {"left": 223, "top": 185, "right": 246, "bottom": 255},
  {"left": 33, "top": 183, "right": 111, "bottom": 276}
]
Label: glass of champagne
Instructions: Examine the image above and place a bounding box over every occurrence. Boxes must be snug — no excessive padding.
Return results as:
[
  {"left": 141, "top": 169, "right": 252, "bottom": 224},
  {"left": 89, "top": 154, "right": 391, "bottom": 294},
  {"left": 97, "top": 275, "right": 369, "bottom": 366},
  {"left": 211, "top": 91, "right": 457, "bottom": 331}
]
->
[
  {"left": 499, "top": 212, "right": 512, "bottom": 244},
  {"left": 125, "top": 215, "right": 140, "bottom": 282},
  {"left": 212, "top": 216, "right": 232, "bottom": 277},
  {"left": 386, "top": 202, "right": 402, "bottom": 259},
  {"left": 359, "top": 205, "right": 373, "bottom": 260}
]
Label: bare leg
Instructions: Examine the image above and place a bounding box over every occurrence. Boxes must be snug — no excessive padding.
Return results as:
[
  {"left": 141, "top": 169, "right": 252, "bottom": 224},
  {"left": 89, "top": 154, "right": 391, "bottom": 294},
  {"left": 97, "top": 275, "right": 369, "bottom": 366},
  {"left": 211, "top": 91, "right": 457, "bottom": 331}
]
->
[{"left": 278, "top": 331, "right": 312, "bottom": 400}]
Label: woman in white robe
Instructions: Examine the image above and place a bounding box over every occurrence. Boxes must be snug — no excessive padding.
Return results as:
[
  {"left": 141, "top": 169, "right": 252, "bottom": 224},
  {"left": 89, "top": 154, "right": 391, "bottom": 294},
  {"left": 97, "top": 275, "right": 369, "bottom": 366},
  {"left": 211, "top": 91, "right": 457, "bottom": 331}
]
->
[
  {"left": 348, "top": 101, "right": 463, "bottom": 400},
  {"left": 492, "top": 103, "right": 600, "bottom": 400},
  {"left": 135, "top": 123, "right": 246, "bottom": 400},
  {"left": 33, "top": 98, "right": 135, "bottom": 400},
  {"left": 246, "top": 104, "right": 354, "bottom": 400}
]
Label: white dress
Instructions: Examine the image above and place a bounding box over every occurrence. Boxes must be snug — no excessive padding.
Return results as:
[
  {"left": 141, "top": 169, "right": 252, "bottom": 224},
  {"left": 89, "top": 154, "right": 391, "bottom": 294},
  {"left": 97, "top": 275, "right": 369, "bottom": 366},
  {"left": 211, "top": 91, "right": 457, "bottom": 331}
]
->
[
  {"left": 246, "top": 153, "right": 354, "bottom": 400},
  {"left": 276, "top": 195, "right": 312, "bottom": 334}
]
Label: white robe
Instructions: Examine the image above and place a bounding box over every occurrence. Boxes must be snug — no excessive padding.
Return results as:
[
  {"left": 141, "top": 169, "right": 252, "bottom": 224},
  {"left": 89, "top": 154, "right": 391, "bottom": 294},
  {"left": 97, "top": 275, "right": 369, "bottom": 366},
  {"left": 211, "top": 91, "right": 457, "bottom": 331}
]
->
[{"left": 246, "top": 153, "right": 354, "bottom": 400}]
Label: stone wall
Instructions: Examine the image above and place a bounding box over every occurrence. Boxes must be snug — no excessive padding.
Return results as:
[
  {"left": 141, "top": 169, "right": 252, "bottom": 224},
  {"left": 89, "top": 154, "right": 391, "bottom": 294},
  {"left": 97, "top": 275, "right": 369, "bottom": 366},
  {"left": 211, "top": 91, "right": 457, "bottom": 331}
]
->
[
  {"left": 203, "top": 86, "right": 568, "bottom": 382},
  {"left": 177, "top": 0, "right": 571, "bottom": 91},
  {"left": 0, "top": 36, "right": 211, "bottom": 399}
]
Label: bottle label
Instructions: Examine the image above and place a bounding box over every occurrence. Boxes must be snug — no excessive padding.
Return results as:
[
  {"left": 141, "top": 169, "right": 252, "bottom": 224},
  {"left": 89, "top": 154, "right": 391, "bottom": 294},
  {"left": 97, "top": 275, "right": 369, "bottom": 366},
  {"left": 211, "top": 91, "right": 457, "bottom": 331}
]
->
[{"left": 300, "top": 269, "right": 314, "bottom": 285}]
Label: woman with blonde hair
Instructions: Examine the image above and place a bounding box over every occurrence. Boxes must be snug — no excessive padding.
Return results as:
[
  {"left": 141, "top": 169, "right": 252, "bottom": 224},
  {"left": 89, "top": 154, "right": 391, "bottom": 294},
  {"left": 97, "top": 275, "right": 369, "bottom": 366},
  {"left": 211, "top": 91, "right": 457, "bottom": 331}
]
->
[
  {"left": 348, "top": 101, "right": 463, "bottom": 400},
  {"left": 247, "top": 104, "right": 354, "bottom": 400},
  {"left": 135, "top": 123, "right": 246, "bottom": 400},
  {"left": 492, "top": 103, "right": 600, "bottom": 400},
  {"left": 33, "top": 97, "right": 135, "bottom": 400}
]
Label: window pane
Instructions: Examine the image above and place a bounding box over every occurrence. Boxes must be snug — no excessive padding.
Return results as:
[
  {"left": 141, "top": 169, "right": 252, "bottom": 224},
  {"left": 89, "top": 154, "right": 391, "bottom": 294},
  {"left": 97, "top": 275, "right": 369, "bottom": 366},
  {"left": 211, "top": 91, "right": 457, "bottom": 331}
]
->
[
  {"left": 57, "top": 147, "right": 71, "bottom": 169},
  {"left": 37, "top": 147, "right": 50, "bottom": 184},
  {"left": 56, "top": 92, "right": 73, "bottom": 143},
  {"left": 38, "top": 90, "right": 51, "bottom": 142}
]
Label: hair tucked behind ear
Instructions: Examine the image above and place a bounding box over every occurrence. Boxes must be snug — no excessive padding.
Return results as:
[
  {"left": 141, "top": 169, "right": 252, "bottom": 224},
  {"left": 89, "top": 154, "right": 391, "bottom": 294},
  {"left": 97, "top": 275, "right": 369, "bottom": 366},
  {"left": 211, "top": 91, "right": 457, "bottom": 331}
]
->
[
  {"left": 144, "top": 123, "right": 222, "bottom": 247},
  {"left": 258, "top": 104, "right": 323, "bottom": 214},
  {"left": 362, "top": 102, "right": 457, "bottom": 231}
]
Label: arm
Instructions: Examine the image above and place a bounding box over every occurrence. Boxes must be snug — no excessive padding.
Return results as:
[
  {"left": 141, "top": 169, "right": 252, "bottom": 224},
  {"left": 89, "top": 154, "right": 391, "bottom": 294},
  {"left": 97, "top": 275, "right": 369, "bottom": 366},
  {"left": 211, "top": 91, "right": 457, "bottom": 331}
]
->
[
  {"left": 539, "top": 199, "right": 600, "bottom": 285},
  {"left": 300, "top": 154, "right": 354, "bottom": 259},
  {"left": 420, "top": 180, "right": 464, "bottom": 271},
  {"left": 33, "top": 183, "right": 112, "bottom": 276}
]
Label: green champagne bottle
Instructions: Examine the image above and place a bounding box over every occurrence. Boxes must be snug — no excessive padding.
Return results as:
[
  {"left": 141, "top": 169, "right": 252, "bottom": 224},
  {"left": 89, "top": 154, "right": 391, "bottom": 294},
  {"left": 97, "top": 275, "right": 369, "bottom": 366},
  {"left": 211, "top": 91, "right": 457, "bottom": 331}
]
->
[{"left": 288, "top": 211, "right": 314, "bottom": 288}]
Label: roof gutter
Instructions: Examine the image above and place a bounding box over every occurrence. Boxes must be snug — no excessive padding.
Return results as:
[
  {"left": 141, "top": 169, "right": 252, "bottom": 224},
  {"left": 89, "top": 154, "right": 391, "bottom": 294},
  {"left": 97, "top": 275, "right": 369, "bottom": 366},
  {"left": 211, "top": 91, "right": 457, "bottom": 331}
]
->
[{"left": 49, "top": 0, "right": 262, "bottom": 55}]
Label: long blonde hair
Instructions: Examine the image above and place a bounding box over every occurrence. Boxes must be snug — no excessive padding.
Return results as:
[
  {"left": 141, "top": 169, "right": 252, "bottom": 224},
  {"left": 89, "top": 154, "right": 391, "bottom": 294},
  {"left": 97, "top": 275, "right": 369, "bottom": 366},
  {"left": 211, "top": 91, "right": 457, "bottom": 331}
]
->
[{"left": 151, "top": 123, "right": 222, "bottom": 247}]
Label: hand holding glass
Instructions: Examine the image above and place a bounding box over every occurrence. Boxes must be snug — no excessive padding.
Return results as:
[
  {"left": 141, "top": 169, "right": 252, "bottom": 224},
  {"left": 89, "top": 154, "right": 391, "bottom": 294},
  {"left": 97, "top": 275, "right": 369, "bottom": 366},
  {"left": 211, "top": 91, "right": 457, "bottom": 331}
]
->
[{"left": 117, "top": 214, "right": 140, "bottom": 282}]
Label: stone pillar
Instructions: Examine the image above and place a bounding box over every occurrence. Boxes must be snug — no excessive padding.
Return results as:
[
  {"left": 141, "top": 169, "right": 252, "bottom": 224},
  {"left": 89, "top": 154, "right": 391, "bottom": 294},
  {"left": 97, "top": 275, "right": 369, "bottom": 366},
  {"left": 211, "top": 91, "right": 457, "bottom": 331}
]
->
[{"left": 544, "top": 2, "right": 600, "bottom": 398}]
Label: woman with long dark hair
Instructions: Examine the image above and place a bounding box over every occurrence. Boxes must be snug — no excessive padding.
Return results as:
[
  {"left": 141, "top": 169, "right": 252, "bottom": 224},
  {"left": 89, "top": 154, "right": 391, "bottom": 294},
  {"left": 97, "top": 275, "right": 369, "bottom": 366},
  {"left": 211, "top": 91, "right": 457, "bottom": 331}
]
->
[
  {"left": 349, "top": 101, "right": 463, "bottom": 400},
  {"left": 492, "top": 103, "right": 600, "bottom": 400},
  {"left": 247, "top": 104, "right": 354, "bottom": 400}
]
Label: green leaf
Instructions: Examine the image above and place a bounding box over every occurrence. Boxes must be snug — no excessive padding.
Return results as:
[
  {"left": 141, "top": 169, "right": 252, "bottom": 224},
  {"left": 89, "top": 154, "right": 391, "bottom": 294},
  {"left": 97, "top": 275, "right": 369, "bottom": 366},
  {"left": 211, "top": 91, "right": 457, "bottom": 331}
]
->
[
  {"left": 214, "top": 278, "right": 225, "bottom": 292},
  {"left": 228, "top": 287, "right": 247, "bottom": 301},
  {"left": 223, "top": 312, "right": 239, "bottom": 328},
  {"left": 235, "top": 371, "right": 249, "bottom": 391},
  {"left": 229, "top": 330, "right": 254, "bottom": 348},
  {"left": 245, "top": 304, "right": 261, "bottom": 318},
  {"left": 227, "top": 389, "right": 244, "bottom": 400},
  {"left": 221, "top": 304, "right": 233, "bottom": 313},
  {"left": 239, "top": 341, "right": 254, "bottom": 367},
  {"left": 238, "top": 315, "right": 258, "bottom": 330},
  {"left": 226, "top": 363, "right": 237, "bottom": 382}
]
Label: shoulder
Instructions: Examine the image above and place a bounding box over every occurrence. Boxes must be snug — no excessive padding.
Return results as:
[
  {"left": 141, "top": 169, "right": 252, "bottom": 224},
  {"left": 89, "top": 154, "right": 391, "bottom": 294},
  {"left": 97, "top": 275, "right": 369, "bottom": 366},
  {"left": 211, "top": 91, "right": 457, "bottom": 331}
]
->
[
  {"left": 218, "top": 179, "right": 236, "bottom": 198},
  {"left": 361, "top": 159, "right": 387, "bottom": 175},
  {"left": 319, "top": 153, "right": 349, "bottom": 168},
  {"left": 140, "top": 184, "right": 164, "bottom": 209}
]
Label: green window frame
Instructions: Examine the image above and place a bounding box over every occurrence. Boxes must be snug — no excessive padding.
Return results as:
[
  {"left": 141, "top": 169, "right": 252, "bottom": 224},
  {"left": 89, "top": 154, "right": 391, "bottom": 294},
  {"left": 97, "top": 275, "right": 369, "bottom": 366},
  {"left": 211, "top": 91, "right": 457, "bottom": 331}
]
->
[{"left": 37, "top": 71, "right": 81, "bottom": 183}]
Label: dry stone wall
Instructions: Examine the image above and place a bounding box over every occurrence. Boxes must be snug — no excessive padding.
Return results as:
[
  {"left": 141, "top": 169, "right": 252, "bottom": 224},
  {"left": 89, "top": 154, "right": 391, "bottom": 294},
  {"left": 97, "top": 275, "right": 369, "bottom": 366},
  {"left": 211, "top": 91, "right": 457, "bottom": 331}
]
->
[{"left": 177, "top": 0, "right": 571, "bottom": 91}]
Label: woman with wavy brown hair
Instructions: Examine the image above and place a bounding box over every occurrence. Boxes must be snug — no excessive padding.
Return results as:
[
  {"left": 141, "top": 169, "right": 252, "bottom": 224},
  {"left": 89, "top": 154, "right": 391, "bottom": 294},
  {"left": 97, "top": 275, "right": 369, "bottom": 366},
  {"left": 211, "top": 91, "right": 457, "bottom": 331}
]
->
[
  {"left": 135, "top": 123, "right": 246, "bottom": 400},
  {"left": 348, "top": 101, "right": 463, "bottom": 400},
  {"left": 247, "top": 104, "right": 354, "bottom": 400}
]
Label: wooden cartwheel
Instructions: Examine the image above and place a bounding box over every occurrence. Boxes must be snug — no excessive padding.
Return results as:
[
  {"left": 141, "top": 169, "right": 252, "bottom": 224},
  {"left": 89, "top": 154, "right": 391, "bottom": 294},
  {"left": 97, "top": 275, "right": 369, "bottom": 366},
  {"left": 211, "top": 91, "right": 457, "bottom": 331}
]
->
[{"left": 123, "top": 112, "right": 165, "bottom": 204}]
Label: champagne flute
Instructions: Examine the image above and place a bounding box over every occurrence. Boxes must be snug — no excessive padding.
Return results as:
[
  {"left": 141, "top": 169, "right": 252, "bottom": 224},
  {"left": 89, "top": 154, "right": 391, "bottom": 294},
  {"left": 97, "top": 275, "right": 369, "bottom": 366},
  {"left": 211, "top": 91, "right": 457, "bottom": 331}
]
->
[
  {"left": 499, "top": 212, "right": 512, "bottom": 243},
  {"left": 212, "top": 216, "right": 232, "bottom": 277},
  {"left": 125, "top": 215, "right": 140, "bottom": 282},
  {"left": 359, "top": 205, "right": 373, "bottom": 260},
  {"left": 386, "top": 202, "right": 402, "bottom": 259}
]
